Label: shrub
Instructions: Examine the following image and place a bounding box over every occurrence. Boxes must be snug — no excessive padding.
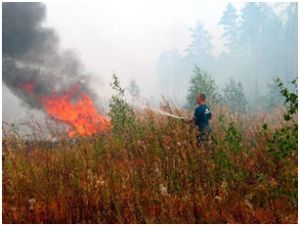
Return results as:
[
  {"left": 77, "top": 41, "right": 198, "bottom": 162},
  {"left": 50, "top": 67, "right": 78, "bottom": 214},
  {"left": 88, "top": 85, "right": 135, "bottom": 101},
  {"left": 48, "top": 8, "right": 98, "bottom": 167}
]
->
[
  {"left": 185, "top": 66, "right": 221, "bottom": 109},
  {"left": 108, "top": 74, "right": 138, "bottom": 134}
]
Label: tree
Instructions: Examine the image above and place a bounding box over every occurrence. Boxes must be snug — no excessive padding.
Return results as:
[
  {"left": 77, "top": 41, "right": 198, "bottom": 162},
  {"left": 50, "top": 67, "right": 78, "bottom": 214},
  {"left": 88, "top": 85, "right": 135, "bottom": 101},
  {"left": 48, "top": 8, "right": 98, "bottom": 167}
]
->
[
  {"left": 258, "top": 3, "right": 284, "bottom": 78},
  {"left": 185, "top": 66, "right": 220, "bottom": 109},
  {"left": 108, "top": 74, "right": 137, "bottom": 133},
  {"left": 156, "top": 22, "right": 215, "bottom": 106},
  {"left": 128, "top": 79, "right": 140, "bottom": 104},
  {"left": 239, "top": 3, "right": 261, "bottom": 51},
  {"left": 282, "top": 3, "right": 298, "bottom": 82},
  {"left": 263, "top": 77, "right": 286, "bottom": 110},
  {"left": 156, "top": 49, "right": 190, "bottom": 105},
  {"left": 219, "top": 3, "right": 239, "bottom": 50},
  {"left": 264, "top": 78, "right": 297, "bottom": 161},
  {"left": 185, "top": 22, "right": 214, "bottom": 72},
  {"left": 237, "top": 3, "right": 282, "bottom": 106},
  {"left": 187, "top": 22, "right": 212, "bottom": 56},
  {"left": 222, "top": 78, "right": 247, "bottom": 112}
]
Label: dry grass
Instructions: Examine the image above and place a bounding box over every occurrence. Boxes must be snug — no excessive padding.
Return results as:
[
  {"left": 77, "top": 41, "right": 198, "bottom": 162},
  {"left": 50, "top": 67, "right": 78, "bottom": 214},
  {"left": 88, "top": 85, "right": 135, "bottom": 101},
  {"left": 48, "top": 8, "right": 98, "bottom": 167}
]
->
[{"left": 2, "top": 106, "right": 298, "bottom": 223}]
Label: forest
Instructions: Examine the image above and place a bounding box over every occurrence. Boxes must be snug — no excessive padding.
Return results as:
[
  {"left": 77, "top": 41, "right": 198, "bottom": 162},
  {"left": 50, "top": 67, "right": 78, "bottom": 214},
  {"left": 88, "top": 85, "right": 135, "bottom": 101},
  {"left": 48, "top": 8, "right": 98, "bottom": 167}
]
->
[{"left": 157, "top": 3, "right": 297, "bottom": 107}]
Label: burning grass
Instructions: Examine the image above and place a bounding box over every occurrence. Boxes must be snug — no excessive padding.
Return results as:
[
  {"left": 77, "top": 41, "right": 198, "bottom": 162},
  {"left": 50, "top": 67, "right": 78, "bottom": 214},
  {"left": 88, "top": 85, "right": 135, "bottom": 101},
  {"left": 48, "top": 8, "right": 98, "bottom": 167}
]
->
[{"left": 2, "top": 105, "right": 298, "bottom": 223}]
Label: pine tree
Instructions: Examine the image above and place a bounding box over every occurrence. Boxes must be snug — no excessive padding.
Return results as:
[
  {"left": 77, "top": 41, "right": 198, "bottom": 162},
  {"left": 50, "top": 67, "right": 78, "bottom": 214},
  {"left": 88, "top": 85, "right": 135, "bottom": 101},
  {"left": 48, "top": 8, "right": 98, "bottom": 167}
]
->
[
  {"left": 185, "top": 22, "right": 214, "bottom": 72},
  {"left": 258, "top": 3, "right": 284, "bottom": 78},
  {"left": 128, "top": 79, "right": 140, "bottom": 103},
  {"left": 156, "top": 49, "right": 190, "bottom": 103},
  {"left": 187, "top": 22, "right": 212, "bottom": 56},
  {"left": 219, "top": 3, "right": 239, "bottom": 50},
  {"left": 282, "top": 3, "right": 298, "bottom": 82},
  {"left": 239, "top": 3, "right": 261, "bottom": 52}
]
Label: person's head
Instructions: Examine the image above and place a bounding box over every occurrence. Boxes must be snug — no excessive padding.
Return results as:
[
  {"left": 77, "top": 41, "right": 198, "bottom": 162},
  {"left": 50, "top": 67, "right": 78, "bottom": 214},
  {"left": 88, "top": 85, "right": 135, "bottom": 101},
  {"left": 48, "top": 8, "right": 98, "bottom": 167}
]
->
[{"left": 196, "top": 93, "right": 206, "bottom": 105}]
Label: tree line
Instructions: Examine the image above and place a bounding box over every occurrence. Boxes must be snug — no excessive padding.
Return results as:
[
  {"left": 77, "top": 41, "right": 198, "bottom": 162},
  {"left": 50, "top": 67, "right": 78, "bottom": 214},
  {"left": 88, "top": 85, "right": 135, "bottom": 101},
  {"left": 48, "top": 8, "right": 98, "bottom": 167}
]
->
[{"left": 156, "top": 2, "right": 297, "bottom": 109}]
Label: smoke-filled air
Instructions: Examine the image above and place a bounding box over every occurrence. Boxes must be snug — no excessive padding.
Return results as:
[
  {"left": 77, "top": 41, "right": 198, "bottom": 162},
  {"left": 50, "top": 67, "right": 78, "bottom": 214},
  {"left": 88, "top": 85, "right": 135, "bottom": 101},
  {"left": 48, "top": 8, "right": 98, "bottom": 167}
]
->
[{"left": 2, "top": 1, "right": 298, "bottom": 224}]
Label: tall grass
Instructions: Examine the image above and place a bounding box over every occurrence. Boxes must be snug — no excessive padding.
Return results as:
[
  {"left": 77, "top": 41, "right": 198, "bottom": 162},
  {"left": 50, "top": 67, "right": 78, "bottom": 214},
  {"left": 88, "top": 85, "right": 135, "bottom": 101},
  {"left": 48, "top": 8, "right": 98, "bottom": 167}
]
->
[
  {"left": 2, "top": 78, "right": 297, "bottom": 223},
  {"left": 2, "top": 104, "right": 297, "bottom": 223}
]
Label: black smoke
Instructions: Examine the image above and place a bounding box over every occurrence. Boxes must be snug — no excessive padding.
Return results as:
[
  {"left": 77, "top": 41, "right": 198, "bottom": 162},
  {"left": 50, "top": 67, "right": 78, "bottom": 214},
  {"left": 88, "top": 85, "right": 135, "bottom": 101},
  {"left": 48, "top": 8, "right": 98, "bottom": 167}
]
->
[{"left": 2, "top": 2, "right": 94, "bottom": 109}]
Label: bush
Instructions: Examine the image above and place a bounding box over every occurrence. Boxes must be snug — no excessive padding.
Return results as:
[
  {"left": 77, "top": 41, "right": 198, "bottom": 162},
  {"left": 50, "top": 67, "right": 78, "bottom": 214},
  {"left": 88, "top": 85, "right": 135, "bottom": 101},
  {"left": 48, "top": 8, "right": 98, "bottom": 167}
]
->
[
  {"left": 108, "top": 74, "right": 138, "bottom": 134},
  {"left": 185, "top": 66, "right": 220, "bottom": 109},
  {"left": 222, "top": 78, "right": 247, "bottom": 113},
  {"left": 264, "top": 78, "right": 297, "bottom": 160}
]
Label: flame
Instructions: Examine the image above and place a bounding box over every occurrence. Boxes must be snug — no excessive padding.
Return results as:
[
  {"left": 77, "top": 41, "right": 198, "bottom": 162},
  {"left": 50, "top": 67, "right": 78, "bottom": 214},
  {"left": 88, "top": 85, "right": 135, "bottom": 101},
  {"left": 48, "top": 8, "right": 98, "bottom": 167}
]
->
[
  {"left": 21, "top": 82, "right": 110, "bottom": 137},
  {"left": 42, "top": 92, "right": 110, "bottom": 137},
  {"left": 20, "top": 83, "right": 34, "bottom": 93}
]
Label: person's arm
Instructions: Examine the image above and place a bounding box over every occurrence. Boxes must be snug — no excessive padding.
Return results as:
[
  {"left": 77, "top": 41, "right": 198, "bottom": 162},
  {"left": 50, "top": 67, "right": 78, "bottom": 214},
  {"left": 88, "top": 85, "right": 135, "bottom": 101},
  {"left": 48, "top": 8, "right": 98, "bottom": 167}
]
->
[
  {"left": 184, "top": 108, "right": 197, "bottom": 123},
  {"left": 184, "top": 117, "right": 194, "bottom": 123}
]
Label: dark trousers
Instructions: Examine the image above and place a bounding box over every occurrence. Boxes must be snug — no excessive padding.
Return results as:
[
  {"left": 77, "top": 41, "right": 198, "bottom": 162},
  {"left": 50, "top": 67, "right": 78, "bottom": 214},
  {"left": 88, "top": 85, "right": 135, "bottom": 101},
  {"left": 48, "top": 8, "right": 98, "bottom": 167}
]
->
[{"left": 196, "top": 126, "right": 212, "bottom": 143}]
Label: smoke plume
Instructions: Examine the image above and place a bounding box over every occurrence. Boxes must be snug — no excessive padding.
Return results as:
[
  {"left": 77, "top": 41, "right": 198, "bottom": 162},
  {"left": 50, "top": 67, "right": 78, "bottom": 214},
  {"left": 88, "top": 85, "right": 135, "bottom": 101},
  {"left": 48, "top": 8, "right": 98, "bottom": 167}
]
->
[{"left": 3, "top": 2, "right": 94, "bottom": 110}]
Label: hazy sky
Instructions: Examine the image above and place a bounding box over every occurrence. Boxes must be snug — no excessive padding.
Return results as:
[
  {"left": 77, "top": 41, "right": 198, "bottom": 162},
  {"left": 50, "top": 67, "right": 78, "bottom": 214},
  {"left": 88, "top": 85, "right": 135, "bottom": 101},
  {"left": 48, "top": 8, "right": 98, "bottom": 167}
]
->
[
  {"left": 44, "top": 1, "right": 244, "bottom": 98},
  {"left": 2, "top": 1, "right": 291, "bottom": 125}
]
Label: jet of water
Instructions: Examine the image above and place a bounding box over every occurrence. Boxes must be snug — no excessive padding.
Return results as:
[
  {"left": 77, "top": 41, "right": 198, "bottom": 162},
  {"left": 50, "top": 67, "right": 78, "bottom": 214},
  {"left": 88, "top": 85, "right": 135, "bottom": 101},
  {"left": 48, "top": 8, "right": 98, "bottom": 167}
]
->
[{"left": 140, "top": 105, "right": 185, "bottom": 119}]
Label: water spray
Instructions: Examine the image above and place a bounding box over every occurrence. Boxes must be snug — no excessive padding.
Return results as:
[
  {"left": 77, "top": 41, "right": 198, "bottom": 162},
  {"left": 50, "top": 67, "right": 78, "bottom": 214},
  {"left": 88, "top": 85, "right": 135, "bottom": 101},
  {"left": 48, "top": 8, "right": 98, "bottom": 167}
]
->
[
  {"left": 140, "top": 105, "right": 185, "bottom": 120},
  {"left": 146, "top": 107, "right": 185, "bottom": 119}
]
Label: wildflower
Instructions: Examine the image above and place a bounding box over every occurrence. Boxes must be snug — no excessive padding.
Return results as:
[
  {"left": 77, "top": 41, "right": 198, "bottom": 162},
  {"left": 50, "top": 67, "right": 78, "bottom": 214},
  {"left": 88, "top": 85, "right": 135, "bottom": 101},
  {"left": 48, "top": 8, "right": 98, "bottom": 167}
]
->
[
  {"left": 160, "top": 184, "right": 168, "bottom": 196},
  {"left": 137, "top": 140, "right": 144, "bottom": 146},
  {"left": 215, "top": 196, "right": 222, "bottom": 202},
  {"left": 28, "top": 198, "right": 36, "bottom": 210},
  {"left": 154, "top": 166, "right": 160, "bottom": 174},
  {"left": 95, "top": 178, "right": 105, "bottom": 189},
  {"left": 245, "top": 193, "right": 254, "bottom": 200},
  {"left": 270, "top": 178, "right": 278, "bottom": 188},
  {"left": 245, "top": 199, "right": 255, "bottom": 215},
  {"left": 182, "top": 195, "right": 189, "bottom": 202},
  {"left": 221, "top": 180, "right": 228, "bottom": 190},
  {"left": 51, "top": 137, "right": 59, "bottom": 143},
  {"left": 220, "top": 180, "right": 228, "bottom": 196}
]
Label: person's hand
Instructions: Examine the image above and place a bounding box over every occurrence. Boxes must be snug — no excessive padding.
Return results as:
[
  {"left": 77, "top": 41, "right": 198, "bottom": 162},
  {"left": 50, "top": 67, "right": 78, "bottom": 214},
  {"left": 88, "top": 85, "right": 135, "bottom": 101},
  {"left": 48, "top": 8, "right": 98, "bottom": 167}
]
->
[{"left": 184, "top": 118, "right": 193, "bottom": 123}]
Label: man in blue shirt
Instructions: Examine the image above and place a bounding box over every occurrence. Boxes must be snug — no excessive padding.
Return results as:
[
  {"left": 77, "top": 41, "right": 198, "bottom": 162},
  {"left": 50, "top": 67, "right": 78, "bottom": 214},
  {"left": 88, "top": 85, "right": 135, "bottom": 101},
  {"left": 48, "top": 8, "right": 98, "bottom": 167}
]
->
[{"left": 187, "top": 93, "right": 212, "bottom": 143}]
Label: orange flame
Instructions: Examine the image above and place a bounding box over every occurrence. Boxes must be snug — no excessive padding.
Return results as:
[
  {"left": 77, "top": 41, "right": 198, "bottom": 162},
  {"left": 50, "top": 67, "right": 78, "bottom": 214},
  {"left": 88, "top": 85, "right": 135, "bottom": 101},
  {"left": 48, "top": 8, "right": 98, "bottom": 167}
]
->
[
  {"left": 42, "top": 92, "right": 110, "bottom": 137},
  {"left": 20, "top": 83, "right": 34, "bottom": 93},
  {"left": 21, "top": 82, "right": 110, "bottom": 137}
]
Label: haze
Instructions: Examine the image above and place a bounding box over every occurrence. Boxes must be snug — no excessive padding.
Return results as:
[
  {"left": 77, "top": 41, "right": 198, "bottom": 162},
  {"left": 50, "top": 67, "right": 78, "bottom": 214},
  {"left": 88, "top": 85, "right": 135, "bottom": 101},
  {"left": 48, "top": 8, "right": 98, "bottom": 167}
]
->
[
  {"left": 44, "top": 1, "right": 243, "bottom": 96},
  {"left": 3, "top": 1, "right": 297, "bottom": 124}
]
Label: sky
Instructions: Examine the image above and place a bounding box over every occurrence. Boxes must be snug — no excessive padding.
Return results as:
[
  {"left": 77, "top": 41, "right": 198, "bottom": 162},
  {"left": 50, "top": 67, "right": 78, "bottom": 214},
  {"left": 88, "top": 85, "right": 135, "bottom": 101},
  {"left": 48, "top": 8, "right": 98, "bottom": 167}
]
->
[{"left": 44, "top": 1, "right": 244, "bottom": 99}]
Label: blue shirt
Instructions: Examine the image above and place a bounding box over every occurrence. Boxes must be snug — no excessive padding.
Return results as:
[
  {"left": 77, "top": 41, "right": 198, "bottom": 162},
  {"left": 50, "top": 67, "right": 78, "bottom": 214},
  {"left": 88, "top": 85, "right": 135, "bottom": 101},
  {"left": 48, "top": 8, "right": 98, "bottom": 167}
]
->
[{"left": 194, "top": 104, "right": 212, "bottom": 131}]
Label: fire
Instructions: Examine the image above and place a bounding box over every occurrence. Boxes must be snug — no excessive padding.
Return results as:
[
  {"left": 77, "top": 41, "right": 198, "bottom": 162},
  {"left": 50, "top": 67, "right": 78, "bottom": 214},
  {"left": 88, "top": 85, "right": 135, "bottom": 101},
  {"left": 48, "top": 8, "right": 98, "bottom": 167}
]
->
[
  {"left": 21, "top": 82, "right": 111, "bottom": 137},
  {"left": 20, "top": 83, "right": 34, "bottom": 93},
  {"left": 42, "top": 92, "right": 110, "bottom": 137}
]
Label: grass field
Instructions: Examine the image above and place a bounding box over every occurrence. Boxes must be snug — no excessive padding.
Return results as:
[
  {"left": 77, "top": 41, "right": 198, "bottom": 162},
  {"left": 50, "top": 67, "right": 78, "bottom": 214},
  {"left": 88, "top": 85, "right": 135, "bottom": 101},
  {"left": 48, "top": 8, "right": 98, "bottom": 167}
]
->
[{"left": 2, "top": 103, "right": 298, "bottom": 223}]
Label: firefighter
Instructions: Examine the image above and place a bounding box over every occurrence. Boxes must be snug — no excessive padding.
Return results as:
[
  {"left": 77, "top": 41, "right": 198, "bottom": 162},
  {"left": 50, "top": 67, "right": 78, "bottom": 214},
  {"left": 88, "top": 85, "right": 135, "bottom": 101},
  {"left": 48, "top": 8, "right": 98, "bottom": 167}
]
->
[{"left": 186, "top": 93, "right": 212, "bottom": 144}]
